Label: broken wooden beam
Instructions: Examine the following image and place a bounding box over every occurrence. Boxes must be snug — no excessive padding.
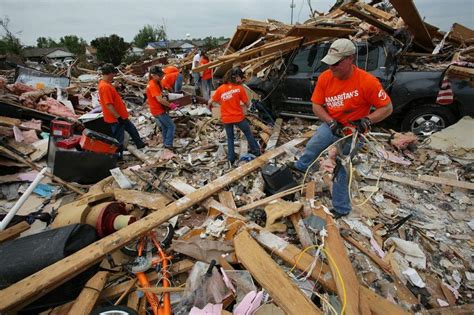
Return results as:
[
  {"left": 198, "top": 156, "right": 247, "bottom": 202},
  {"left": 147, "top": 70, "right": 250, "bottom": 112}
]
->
[
  {"left": 0, "top": 221, "right": 30, "bottom": 243},
  {"left": 69, "top": 271, "right": 109, "bottom": 315},
  {"left": 265, "top": 118, "right": 283, "bottom": 151},
  {"left": 234, "top": 230, "right": 322, "bottom": 314},
  {"left": 389, "top": 0, "right": 434, "bottom": 49},
  {"left": 287, "top": 26, "right": 356, "bottom": 41},
  {"left": 0, "top": 136, "right": 308, "bottom": 312},
  {"left": 342, "top": 233, "right": 392, "bottom": 274},
  {"left": 418, "top": 174, "right": 474, "bottom": 190}
]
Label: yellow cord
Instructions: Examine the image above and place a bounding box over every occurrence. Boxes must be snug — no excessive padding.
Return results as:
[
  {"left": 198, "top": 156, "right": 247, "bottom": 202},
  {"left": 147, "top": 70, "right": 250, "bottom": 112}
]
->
[{"left": 288, "top": 245, "right": 347, "bottom": 315}]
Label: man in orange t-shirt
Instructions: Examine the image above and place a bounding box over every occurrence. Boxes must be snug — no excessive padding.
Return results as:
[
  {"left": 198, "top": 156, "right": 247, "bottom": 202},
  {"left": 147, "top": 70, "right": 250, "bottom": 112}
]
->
[
  {"left": 290, "top": 39, "right": 393, "bottom": 218},
  {"left": 200, "top": 51, "right": 213, "bottom": 99},
  {"left": 98, "top": 63, "right": 145, "bottom": 152},
  {"left": 146, "top": 66, "right": 178, "bottom": 150},
  {"left": 209, "top": 67, "right": 260, "bottom": 164},
  {"left": 161, "top": 66, "right": 183, "bottom": 93}
]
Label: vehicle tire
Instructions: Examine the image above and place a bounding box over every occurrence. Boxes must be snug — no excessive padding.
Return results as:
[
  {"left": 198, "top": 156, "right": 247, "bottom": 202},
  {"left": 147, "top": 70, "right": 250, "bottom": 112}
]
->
[
  {"left": 401, "top": 105, "right": 457, "bottom": 136},
  {"left": 91, "top": 305, "right": 138, "bottom": 315}
]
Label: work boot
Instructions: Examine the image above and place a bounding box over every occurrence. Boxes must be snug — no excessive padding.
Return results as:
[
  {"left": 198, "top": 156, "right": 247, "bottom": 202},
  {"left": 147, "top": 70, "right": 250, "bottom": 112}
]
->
[{"left": 329, "top": 208, "right": 348, "bottom": 220}]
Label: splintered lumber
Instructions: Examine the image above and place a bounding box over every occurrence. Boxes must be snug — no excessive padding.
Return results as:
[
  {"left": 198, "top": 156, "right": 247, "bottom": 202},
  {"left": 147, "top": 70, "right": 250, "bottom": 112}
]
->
[
  {"left": 247, "top": 115, "right": 273, "bottom": 135},
  {"left": 421, "top": 303, "right": 474, "bottom": 315},
  {"left": 234, "top": 230, "right": 322, "bottom": 314},
  {"left": 253, "top": 229, "right": 409, "bottom": 314},
  {"left": 113, "top": 188, "right": 172, "bottom": 210},
  {"left": 342, "top": 234, "right": 392, "bottom": 274},
  {"left": 325, "top": 215, "right": 361, "bottom": 315},
  {"left": 237, "top": 184, "right": 305, "bottom": 213},
  {"left": 127, "top": 291, "right": 140, "bottom": 312},
  {"left": 380, "top": 173, "right": 430, "bottom": 190},
  {"left": 0, "top": 221, "right": 30, "bottom": 243},
  {"left": 356, "top": 2, "right": 394, "bottom": 21},
  {"left": 418, "top": 174, "right": 474, "bottom": 190},
  {"left": 253, "top": 229, "right": 336, "bottom": 292},
  {"left": 450, "top": 23, "right": 474, "bottom": 44},
  {"left": 341, "top": 3, "right": 396, "bottom": 35},
  {"left": 287, "top": 26, "right": 356, "bottom": 41},
  {"left": 0, "top": 137, "right": 309, "bottom": 313},
  {"left": 265, "top": 118, "right": 283, "bottom": 151},
  {"left": 168, "top": 180, "right": 247, "bottom": 221},
  {"left": 389, "top": 0, "right": 434, "bottom": 49},
  {"left": 69, "top": 271, "right": 109, "bottom": 315},
  {"left": 290, "top": 212, "right": 314, "bottom": 249}
]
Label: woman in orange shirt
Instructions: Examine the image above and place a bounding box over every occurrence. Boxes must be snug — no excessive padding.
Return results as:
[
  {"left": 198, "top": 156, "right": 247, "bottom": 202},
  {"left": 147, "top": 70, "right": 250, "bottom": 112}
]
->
[
  {"left": 209, "top": 67, "right": 261, "bottom": 164},
  {"left": 146, "top": 66, "right": 178, "bottom": 150},
  {"left": 200, "top": 51, "right": 212, "bottom": 99}
]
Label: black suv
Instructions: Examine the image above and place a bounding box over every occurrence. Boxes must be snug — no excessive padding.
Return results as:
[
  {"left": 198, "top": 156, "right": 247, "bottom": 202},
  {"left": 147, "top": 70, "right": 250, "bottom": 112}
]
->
[{"left": 247, "top": 39, "right": 474, "bottom": 135}]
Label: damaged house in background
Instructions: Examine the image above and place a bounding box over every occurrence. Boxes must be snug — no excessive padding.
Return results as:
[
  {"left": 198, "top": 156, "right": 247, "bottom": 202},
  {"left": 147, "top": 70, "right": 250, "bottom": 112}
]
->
[{"left": 0, "top": 0, "right": 473, "bottom": 314}]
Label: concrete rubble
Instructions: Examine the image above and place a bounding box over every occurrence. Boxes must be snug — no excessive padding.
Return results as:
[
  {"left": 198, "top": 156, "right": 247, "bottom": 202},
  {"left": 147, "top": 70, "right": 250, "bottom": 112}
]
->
[{"left": 0, "top": 1, "right": 473, "bottom": 314}]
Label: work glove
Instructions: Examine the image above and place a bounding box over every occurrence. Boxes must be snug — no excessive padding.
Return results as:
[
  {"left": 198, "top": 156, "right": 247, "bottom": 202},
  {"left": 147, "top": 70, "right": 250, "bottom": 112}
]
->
[
  {"left": 351, "top": 117, "right": 372, "bottom": 133},
  {"left": 169, "top": 102, "right": 178, "bottom": 110},
  {"left": 328, "top": 120, "right": 344, "bottom": 137},
  {"left": 117, "top": 117, "right": 126, "bottom": 125}
]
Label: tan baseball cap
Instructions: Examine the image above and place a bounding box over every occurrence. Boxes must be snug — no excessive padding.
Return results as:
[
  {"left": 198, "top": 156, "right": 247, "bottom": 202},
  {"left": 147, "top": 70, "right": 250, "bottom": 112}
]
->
[{"left": 321, "top": 38, "right": 356, "bottom": 65}]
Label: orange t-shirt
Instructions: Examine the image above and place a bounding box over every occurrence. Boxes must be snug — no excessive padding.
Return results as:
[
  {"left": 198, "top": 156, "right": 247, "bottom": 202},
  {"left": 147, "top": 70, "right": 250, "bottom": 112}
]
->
[
  {"left": 163, "top": 66, "right": 179, "bottom": 74},
  {"left": 311, "top": 66, "right": 391, "bottom": 125},
  {"left": 200, "top": 57, "right": 212, "bottom": 81},
  {"left": 161, "top": 72, "right": 179, "bottom": 90},
  {"left": 146, "top": 79, "right": 165, "bottom": 116},
  {"left": 98, "top": 80, "right": 129, "bottom": 123},
  {"left": 212, "top": 83, "right": 248, "bottom": 124}
]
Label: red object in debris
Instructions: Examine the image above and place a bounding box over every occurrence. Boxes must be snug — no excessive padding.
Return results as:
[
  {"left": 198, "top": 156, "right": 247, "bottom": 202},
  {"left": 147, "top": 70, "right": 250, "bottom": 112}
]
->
[
  {"left": 56, "top": 135, "right": 81, "bottom": 149},
  {"left": 79, "top": 128, "right": 120, "bottom": 154},
  {"left": 51, "top": 120, "right": 74, "bottom": 138}
]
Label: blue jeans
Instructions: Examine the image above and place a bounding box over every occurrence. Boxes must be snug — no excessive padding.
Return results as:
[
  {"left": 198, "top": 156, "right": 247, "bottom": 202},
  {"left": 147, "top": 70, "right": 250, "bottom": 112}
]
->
[
  {"left": 295, "top": 123, "right": 353, "bottom": 215},
  {"left": 174, "top": 73, "right": 183, "bottom": 93},
  {"left": 155, "top": 113, "right": 175, "bottom": 148},
  {"left": 192, "top": 72, "right": 201, "bottom": 95},
  {"left": 201, "top": 79, "right": 212, "bottom": 99},
  {"left": 224, "top": 119, "right": 260, "bottom": 163},
  {"left": 111, "top": 118, "right": 144, "bottom": 150}
]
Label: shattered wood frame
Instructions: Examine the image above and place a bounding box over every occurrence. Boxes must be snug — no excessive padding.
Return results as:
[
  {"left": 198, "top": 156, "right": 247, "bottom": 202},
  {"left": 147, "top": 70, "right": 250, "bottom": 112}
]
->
[{"left": 0, "top": 136, "right": 309, "bottom": 312}]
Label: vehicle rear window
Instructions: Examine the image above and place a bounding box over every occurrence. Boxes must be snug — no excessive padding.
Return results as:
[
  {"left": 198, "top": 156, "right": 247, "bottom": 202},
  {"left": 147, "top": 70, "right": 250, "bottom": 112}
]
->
[
  {"left": 290, "top": 45, "right": 318, "bottom": 73},
  {"left": 313, "top": 43, "right": 379, "bottom": 73}
]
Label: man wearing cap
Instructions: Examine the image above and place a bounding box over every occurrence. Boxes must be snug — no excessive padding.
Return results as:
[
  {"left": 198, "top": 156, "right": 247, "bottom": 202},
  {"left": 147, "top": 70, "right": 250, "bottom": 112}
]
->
[
  {"left": 98, "top": 63, "right": 146, "bottom": 153},
  {"left": 289, "top": 38, "right": 393, "bottom": 218}
]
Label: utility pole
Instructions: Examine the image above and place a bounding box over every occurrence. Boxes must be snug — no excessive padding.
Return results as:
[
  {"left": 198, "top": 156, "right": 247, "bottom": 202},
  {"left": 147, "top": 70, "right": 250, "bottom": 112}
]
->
[{"left": 290, "top": 0, "right": 296, "bottom": 25}]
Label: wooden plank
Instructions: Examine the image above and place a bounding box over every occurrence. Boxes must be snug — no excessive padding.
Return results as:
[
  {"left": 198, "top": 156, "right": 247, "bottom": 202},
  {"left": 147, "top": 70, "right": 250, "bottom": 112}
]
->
[
  {"left": 325, "top": 214, "right": 360, "bottom": 315},
  {"left": 69, "top": 271, "right": 109, "bottom": 315},
  {"left": 341, "top": 3, "right": 396, "bottom": 34},
  {"left": 0, "top": 136, "right": 309, "bottom": 312},
  {"left": 127, "top": 291, "right": 140, "bottom": 312},
  {"left": 247, "top": 115, "right": 274, "bottom": 135},
  {"left": 449, "top": 23, "right": 474, "bottom": 44},
  {"left": 357, "top": 2, "right": 394, "bottom": 21},
  {"left": 342, "top": 234, "right": 392, "bottom": 274},
  {"left": 234, "top": 230, "right": 322, "bottom": 314},
  {"left": 421, "top": 303, "right": 474, "bottom": 315},
  {"left": 287, "top": 26, "right": 356, "bottom": 41},
  {"left": 360, "top": 286, "right": 410, "bottom": 315},
  {"left": 253, "top": 228, "right": 409, "bottom": 314},
  {"left": 0, "top": 221, "right": 30, "bottom": 243},
  {"left": 418, "top": 174, "right": 474, "bottom": 190},
  {"left": 0, "top": 116, "right": 21, "bottom": 127},
  {"left": 389, "top": 0, "right": 434, "bottom": 48},
  {"left": 237, "top": 184, "right": 305, "bottom": 213},
  {"left": 379, "top": 173, "right": 430, "bottom": 190},
  {"left": 290, "top": 212, "right": 314, "bottom": 249},
  {"left": 253, "top": 229, "right": 337, "bottom": 293},
  {"left": 113, "top": 188, "right": 172, "bottom": 211},
  {"left": 265, "top": 118, "right": 283, "bottom": 151}
]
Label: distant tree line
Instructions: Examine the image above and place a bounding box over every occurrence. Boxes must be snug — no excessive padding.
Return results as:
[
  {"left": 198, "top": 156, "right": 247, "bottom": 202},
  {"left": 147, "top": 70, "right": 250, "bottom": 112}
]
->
[{"left": 0, "top": 17, "right": 228, "bottom": 66}]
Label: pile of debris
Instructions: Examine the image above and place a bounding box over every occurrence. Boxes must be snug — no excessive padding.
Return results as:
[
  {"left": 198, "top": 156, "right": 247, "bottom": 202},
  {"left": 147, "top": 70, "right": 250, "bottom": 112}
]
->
[{"left": 0, "top": 1, "right": 473, "bottom": 314}]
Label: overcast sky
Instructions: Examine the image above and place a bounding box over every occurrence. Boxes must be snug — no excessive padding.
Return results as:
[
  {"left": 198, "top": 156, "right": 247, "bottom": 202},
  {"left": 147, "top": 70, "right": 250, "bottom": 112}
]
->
[{"left": 1, "top": 0, "right": 473, "bottom": 46}]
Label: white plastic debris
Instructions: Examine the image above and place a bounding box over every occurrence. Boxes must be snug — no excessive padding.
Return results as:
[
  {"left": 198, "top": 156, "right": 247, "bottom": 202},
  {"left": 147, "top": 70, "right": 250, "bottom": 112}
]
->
[
  {"left": 385, "top": 237, "right": 426, "bottom": 269},
  {"left": 402, "top": 267, "right": 426, "bottom": 288}
]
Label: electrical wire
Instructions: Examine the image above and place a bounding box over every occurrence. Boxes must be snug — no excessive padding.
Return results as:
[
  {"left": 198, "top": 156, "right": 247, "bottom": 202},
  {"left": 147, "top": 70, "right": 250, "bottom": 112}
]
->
[{"left": 288, "top": 245, "right": 347, "bottom": 315}]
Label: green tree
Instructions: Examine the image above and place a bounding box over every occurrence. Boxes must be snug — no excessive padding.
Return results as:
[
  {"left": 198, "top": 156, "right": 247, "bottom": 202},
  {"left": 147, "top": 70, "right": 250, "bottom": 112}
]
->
[
  {"left": 59, "top": 35, "right": 87, "bottom": 55},
  {"left": 36, "top": 36, "right": 58, "bottom": 48},
  {"left": 91, "top": 34, "right": 130, "bottom": 65},
  {"left": 0, "top": 16, "right": 22, "bottom": 55},
  {"left": 202, "top": 36, "right": 219, "bottom": 51},
  {"left": 133, "top": 24, "right": 167, "bottom": 48}
]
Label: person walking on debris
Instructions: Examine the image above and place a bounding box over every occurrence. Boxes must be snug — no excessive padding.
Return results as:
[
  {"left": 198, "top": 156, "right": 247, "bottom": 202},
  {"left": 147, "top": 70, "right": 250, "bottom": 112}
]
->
[
  {"left": 161, "top": 65, "right": 183, "bottom": 93},
  {"left": 98, "top": 63, "right": 146, "bottom": 156},
  {"left": 288, "top": 39, "right": 393, "bottom": 218},
  {"left": 209, "top": 67, "right": 261, "bottom": 165},
  {"left": 200, "top": 50, "right": 213, "bottom": 99},
  {"left": 192, "top": 49, "right": 202, "bottom": 95},
  {"left": 146, "top": 66, "right": 178, "bottom": 151}
]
